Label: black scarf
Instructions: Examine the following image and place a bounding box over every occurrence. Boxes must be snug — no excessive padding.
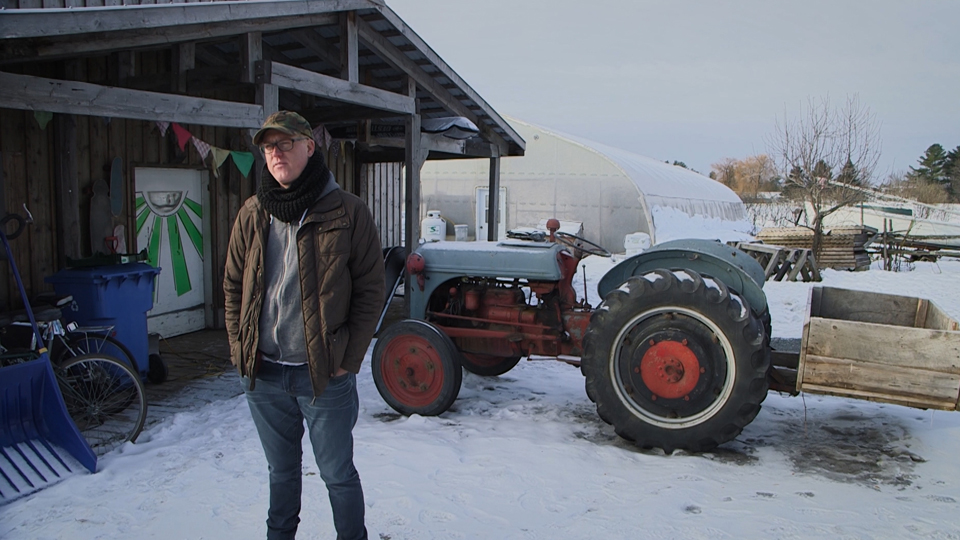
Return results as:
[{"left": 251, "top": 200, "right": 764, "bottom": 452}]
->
[{"left": 257, "top": 151, "right": 330, "bottom": 223}]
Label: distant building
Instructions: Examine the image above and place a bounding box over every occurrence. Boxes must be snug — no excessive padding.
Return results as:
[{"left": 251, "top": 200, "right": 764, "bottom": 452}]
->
[{"left": 421, "top": 117, "right": 749, "bottom": 252}]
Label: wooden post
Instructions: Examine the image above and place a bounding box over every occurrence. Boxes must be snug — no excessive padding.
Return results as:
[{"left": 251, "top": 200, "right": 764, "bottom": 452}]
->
[
  {"left": 240, "top": 32, "right": 262, "bottom": 85},
  {"left": 487, "top": 153, "right": 501, "bottom": 241},
  {"left": 404, "top": 112, "right": 422, "bottom": 254},
  {"left": 339, "top": 11, "right": 359, "bottom": 83},
  {"left": 172, "top": 42, "right": 195, "bottom": 94},
  {"left": 253, "top": 60, "right": 277, "bottom": 193}
]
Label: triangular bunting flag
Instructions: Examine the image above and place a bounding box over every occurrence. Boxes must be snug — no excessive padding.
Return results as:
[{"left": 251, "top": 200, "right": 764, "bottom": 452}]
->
[
  {"left": 171, "top": 123, "right": 193, "bottom": 151},
  {"left": 312, "top": 124, "right": 333, "bottom": 151},
  {"left": 156, "top": 121, "right": 170, "bottom": 137},
  {"left": 191, "top": 137, "right": 211, "bottom": 160},
  {"left": 34, "top": 111, "right": 53, "bottom": 130},
  {"left": 231, "top": 151, "right": 255, "bottom": 178},
  {"left": 210, "top": 147, "right": 231, "bottom": 178},
  {"left": 211, "top": 147, "right": 231, "bottom": 169}
]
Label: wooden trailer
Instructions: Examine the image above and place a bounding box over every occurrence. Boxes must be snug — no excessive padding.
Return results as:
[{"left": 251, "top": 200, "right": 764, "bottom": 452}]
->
[{"left": 796, "top": 287, "right": 960, "bottom": 411}]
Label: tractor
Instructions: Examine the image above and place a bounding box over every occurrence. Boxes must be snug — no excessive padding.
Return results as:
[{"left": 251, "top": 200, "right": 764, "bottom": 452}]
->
[
  {"left": 373, "top": 220, "right": 774, "bottom": 453},
  {"left": 372, "top": 219, "right": 960, "bottom": 452}
]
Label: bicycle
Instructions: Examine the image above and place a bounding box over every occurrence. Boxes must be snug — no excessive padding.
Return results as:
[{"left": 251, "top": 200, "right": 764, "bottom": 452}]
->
[{"left": 0, "top": 212, "right": 147, "bottom": 457}]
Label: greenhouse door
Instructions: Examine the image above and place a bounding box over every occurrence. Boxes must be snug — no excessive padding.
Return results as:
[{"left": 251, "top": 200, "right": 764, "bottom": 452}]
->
[
  {"left": 135, "top": 167, "right": 212, "bottom": 338},
  {"left": 475, "top": 187, "right": 506, "bottom": 241}
]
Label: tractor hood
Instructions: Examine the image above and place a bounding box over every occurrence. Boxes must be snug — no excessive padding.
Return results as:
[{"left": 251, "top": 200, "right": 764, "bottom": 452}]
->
[{"left": 406, "top": 240, "right": 565, "bottom": 320}]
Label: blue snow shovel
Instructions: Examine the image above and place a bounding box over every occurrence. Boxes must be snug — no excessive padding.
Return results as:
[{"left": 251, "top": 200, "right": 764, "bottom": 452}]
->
[{"left": 0, "top": 211, "right": 96, "bottom": 503}]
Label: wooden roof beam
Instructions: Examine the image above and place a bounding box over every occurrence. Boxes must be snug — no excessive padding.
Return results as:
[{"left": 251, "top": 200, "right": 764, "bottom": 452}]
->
[
  {"left": 0, "top": 14, "right": 341, "bottom": 64},
  {"left": 289, "top": 28, "right": 341, "bottom": 68},
  {"left": 0, "top": 71, "right": 263, "bottom": 128},
  {"left": 264, "top": 61, "right": 414, "bottom": 116},
  {"left": 1, "top": 0, "right": 381, "bottom": 39}
]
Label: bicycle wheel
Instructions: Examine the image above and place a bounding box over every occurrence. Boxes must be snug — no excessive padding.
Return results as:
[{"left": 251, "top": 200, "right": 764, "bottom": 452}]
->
[
  {"left": 57, "top": 333, "right": 138, "bottom": 374},
  {"left": 55, "top": 354, "right": 148, "bottom": 456}
]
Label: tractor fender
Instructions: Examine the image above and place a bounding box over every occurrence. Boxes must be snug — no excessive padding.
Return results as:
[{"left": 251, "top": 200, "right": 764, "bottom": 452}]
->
[{"left": 598, "top": 239, "right": 768, "bottom": 315}]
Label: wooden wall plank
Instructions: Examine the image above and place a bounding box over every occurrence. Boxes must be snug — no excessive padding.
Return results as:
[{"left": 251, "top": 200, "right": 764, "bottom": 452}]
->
[
  {"left": 75, "top": 114, "right": 92, "bottom": 256},
  {"left": 125, "top": 118, "right": 144, "bottom": 170},
  {"left": 143, "top": 119, "right": 161, "bottom": 165},
  {"left": 23, "top": 103, "right": 55, "bottom": 293},
  {"left": 1, "top": 110, "right": 27, "bottom": 309},
  {"left": 108, "top": 118, "right": 129, "bottom": 252},
  {"left": 53, "top": 114, "right": 81, "bottom": 264}
]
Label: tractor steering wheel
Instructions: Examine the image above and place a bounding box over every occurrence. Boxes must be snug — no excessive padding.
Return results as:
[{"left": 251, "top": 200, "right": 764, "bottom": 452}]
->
[{"left": 554, "top": 231, "right": 612, "bottom": 258}]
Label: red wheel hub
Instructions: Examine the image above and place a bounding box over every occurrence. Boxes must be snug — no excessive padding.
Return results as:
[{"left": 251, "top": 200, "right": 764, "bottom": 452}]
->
[
  {"left": 381, "top": 335, "right": 445, "bottom": 407},
  {"left": 639, "top": 340, "right": 701, "bottom": 400}
]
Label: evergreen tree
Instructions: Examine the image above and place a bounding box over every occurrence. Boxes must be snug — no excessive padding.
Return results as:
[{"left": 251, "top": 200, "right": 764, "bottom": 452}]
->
[
  {"left": 910, "top": 144, "right": 948, "bottom": 185},
  {"left": 945, "top": 146, "right": 960, "bottom": 198},
  {"left": 836, "top": 159, "right": 862, "bottom": 186}
]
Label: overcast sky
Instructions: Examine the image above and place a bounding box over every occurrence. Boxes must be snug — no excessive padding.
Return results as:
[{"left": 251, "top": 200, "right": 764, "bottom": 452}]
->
[{"left": 387, "top": 0, "right": 959, "bottom": 181}]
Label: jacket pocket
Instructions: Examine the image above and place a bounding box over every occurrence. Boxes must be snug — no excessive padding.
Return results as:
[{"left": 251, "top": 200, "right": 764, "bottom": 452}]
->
[{"left": 326, "top": 325, "right": 351, "bottom": 374}]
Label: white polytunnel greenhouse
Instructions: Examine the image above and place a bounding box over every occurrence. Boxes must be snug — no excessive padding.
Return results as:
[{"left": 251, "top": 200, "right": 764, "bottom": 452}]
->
[{"left": 420, "top": 117, "right": 751, "bottom": 252}]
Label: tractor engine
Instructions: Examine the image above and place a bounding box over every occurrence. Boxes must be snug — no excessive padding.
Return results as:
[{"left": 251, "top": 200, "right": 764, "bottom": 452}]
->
[{"left": 428, "top": 274, "right": 592, "bottom": 361}]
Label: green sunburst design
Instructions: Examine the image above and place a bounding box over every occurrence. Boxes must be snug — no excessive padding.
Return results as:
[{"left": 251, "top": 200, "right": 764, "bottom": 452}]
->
[{"left": 136, "top": 194, "right": 203, "bottom": 297}]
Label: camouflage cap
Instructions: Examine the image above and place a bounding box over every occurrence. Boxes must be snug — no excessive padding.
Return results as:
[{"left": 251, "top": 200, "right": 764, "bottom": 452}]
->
[{"left": 253, "top": 111, "right": 314, "bottom": 145}]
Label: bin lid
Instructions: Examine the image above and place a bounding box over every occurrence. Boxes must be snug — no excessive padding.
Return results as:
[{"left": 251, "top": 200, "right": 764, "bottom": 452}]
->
[{"left": 46, "top": 262, "right": 161, "bottom": 284}]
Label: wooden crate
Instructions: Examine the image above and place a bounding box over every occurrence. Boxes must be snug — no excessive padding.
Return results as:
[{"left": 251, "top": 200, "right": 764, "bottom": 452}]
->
[{"left": 797, "top": 287, "right": 960, "bottom": 410}]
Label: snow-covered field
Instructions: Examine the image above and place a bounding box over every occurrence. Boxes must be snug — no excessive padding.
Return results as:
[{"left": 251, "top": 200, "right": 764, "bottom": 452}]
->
[{"left": 3, "top": 256, "right": 960, "bottom": 539}]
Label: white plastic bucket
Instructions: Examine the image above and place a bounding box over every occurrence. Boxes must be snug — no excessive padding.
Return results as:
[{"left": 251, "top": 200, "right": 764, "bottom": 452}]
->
[{"left": 454, "top": 224, "right": 469, "bottom": 242}]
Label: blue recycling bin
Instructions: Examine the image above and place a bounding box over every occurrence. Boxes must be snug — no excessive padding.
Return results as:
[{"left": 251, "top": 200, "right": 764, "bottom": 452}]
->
[{"left": 45, "top": 262, "right": 161, "bottom": 380}]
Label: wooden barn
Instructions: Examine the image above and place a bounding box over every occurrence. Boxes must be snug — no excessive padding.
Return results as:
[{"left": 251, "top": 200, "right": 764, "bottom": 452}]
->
[{"left": 0, "top": 0, "right": 524, "bottom": 336}]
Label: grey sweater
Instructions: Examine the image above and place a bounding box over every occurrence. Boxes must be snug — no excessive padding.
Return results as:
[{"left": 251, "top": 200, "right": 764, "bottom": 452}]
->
[{"left": 257, "top": 175, "right": 339, "bottom": 365}]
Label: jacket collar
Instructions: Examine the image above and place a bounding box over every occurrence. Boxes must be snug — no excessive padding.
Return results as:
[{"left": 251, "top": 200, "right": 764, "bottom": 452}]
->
[{"left": 302, "top": 179, "right": 344, "bottom": 224}]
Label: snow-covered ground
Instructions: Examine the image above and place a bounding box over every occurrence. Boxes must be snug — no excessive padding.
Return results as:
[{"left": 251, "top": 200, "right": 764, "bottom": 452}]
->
[{"left": 3, "top": 256, "right": 960, "bottom": 539}]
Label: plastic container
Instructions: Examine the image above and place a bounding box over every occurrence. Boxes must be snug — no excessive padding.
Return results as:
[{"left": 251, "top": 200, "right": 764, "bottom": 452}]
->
[
  {"left": 454, "top": 224, "right": 469, "bottom": 242},
  {"left": 421, "top": 210, "right": 446, "bottom": 242},
  {"left": 45, "top": 262, "right": 161, "bottom": 380},
  {"left": 623, "top": 232, "right": 652, "bottom": 256}
]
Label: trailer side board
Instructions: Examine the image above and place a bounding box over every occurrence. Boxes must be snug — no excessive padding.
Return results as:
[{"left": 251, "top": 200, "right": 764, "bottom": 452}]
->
[{"left": 798, "top": 287, "right": 960, "bottom": 411}]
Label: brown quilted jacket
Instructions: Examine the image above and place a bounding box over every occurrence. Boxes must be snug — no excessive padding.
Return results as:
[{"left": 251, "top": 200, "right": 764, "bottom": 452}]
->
[{"left": 223, "top": 188, "right": 385, "bottom": 396}]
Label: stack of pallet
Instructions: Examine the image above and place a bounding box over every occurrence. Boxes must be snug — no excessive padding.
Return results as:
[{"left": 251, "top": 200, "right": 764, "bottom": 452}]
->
[
  {"left": 755, "top": 226, "right": 876, "bottom": 271},
  {"left": 729, "top": 242, "right": 821, "bottom": 282}
]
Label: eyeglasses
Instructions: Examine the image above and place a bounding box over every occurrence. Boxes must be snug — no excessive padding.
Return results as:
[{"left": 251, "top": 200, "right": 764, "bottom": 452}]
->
[{"left": 259, "top": 138, "right": 307, "bottom": 155}]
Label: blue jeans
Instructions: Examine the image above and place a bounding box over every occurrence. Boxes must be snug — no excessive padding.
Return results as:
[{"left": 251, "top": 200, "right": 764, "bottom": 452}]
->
[{"left": 242, "top": 361, "right": 366, "bottom": 540}]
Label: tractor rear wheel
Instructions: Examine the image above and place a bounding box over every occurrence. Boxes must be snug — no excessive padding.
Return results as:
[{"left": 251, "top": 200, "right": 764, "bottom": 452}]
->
[
  {"left": 372, "top": 320, "right": 462, "bottom": 416},
  {"left": 581, "top": 269, "right": 769, "bottom": 452},
  {"left": 458, "top": 352, "right": 522, "bottom": 377}
]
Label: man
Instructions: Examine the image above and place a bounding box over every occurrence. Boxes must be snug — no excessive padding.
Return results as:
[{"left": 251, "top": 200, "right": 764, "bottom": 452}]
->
[{"left": 224, "top": 111, "right": 385, "bottom": 540}]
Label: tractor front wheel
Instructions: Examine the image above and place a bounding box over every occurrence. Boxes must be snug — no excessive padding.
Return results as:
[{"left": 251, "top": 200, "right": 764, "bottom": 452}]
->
[
  {"left": 581, "top": 269, "right": 769, "bottom": 452},
  {"left": 372, "top": 320, "right": 463, "bottom": 416}
]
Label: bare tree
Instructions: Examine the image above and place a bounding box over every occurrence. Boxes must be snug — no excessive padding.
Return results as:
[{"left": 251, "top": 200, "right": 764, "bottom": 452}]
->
[
  {"left": 710, "top": 154, "right": 780, "bottom": 202},
  {"left": 767, "top": 95, "right": 881, "bottom": 257}
]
